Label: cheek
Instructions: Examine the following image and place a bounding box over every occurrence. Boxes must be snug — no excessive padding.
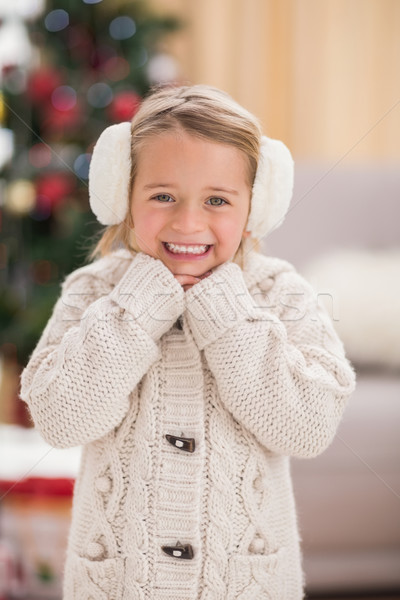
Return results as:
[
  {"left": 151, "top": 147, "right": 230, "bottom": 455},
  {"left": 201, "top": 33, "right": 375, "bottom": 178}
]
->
[
  {"left": 132, "top": 207, "right": 163, "bottom": 237},
  {"left": 217, "top": 213, "right": 248, "bottom": 244}
]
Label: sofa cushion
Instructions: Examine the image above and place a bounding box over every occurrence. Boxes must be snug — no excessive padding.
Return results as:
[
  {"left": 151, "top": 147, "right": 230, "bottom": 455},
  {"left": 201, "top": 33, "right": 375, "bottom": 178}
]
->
[{"left": 301, "top": 248, "right": 400, "bottom": 371}]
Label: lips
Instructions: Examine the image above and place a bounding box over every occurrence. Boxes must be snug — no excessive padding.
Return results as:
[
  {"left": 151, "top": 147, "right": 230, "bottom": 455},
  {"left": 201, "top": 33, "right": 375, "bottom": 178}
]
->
[{"left": 164, "top": 242, "right": 210, "bottom": 256}]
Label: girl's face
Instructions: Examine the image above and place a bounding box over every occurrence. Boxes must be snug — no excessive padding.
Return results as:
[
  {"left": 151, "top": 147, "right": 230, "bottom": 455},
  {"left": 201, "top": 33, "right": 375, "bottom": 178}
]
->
[{"left": 130, "top": 129, "right": 251, "bottom": 278}]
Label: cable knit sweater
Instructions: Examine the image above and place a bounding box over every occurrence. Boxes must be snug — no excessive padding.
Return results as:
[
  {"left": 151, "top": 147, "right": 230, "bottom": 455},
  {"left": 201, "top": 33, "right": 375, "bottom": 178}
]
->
[{"left": 20, "top": 248, "right": 356, "bottom": 600}]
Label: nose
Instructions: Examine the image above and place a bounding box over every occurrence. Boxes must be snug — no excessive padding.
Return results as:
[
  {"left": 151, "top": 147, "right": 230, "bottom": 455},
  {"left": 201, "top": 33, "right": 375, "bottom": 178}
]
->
[{"left": 170, "top": 203, "right": 206, "bottom": 234}]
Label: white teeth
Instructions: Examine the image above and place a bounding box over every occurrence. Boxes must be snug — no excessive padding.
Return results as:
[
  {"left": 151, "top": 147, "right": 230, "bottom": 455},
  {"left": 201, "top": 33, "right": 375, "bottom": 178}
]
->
[{"left": 165, "top": 243, "right": 209, "bottom": 255}]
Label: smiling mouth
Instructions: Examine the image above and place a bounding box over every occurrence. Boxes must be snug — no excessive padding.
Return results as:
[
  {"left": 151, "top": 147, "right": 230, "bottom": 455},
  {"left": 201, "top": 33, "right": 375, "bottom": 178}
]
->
[{"left": 163, "top": 242, "right": 211, "bottom": 255}]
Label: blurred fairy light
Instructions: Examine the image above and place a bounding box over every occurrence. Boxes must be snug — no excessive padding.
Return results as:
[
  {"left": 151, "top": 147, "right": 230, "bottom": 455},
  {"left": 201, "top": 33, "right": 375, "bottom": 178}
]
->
[
  {"left": 73, "top": 154, "right": 91, "bottom": 179},
  {"left": 0, "top": 0, "right": 45, "bottom": 20},
  {"left": 0, "top": 19, "right": 32, "bottom": 73},
  {"left": 87, "top": 82, "right": 113, "bottom": 108},
  {"left": 109, "top": 16, "right": 136, "bottom": 41},
  {"left": 51, "top": 86, "right": 77, "bottom": 111},
  {"left": 0, "top": 128, "right": 14, "bottom": 169},
  {"left": 5, "top": 180, "right": 36, "bottom": 215},
  {"left": 147, "top": 53, "right": 179, "bottom": 84},
  {"left": 44, "top": 9, "right": 69, "bottom": 33}
]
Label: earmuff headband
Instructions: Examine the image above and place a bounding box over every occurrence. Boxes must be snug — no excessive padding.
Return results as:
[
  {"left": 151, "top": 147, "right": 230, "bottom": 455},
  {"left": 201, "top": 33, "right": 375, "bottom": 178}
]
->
[{"left": 88, "top": 123, "right": 294, "bottom": 239}]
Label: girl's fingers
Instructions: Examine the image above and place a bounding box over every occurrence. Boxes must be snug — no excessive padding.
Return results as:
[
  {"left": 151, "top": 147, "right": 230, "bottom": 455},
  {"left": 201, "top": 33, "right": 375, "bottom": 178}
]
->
[
  {"left": 199, "top": 270, "right": 212, "bottom": 279},
  {"left": 174, "top": 270, "right": 213, "bottom": 290},
  {"left": 174, "top": 274, "right": 201, "bottom": 287}
]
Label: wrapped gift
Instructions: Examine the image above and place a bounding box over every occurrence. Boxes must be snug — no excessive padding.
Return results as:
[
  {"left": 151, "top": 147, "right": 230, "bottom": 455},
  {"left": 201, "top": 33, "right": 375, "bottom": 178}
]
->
[
  {"left": 0, "top": 477, "right": 74, "bottom": 599},
  {"left": 0, "top": 426, "right": 80, "bottom": 599}
]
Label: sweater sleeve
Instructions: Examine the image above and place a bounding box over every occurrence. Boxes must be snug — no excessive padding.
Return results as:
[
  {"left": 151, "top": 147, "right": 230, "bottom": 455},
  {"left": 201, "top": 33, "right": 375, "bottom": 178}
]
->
[
  {"left": 20, "top": 253, "right": 184, "bottom": 448},
  {"left": 184, "top": 261, "right": 356, "bottom": 458}
]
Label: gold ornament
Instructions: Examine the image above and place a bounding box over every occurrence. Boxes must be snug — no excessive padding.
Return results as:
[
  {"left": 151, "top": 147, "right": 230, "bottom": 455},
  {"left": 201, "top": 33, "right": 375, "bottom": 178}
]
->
[
  {"left": 0, "top": 93, "right": 5, "bottom": 125},
  {"left": 5, "top": 180, "right": 36, "bottom": 215}
]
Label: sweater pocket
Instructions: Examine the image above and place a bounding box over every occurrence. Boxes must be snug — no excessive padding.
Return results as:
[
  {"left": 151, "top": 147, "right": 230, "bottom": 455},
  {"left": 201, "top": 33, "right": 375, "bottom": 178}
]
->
[
  {"left": 227, "top": 548, "right": 286, "bottom": 600},
  {"left": 63, "top": 553, "right": 125, "bottom": 600}
]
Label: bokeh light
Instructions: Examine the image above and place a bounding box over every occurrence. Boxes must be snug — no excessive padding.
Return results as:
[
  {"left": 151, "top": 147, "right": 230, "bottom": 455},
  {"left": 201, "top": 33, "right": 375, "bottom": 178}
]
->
[
  {"left": 0, "top": 129, "right": 14, "bottom": 170},
  {"left": 51, "top": 86, "right": 77, "bottom": 111},
  {"left": 147, "top": 53, "right": 179, "bottom": 84},
  {"left": 44, "top": 9, "right": 69, "bottom": 33},
  {"left": 73, "top": 154, "right": 91, "bottom": 180},
  {"left": 5, "top": 180, "right": 36, "bottom": 215},
  {"left": 107, "top": 90, "right": 141, "bottom": 122},
  {"left": 87, "top": 82, "right": 113, "bottom": 108},
  {"left": 109, "top": 16, "right": 136, "bottom": 41}
]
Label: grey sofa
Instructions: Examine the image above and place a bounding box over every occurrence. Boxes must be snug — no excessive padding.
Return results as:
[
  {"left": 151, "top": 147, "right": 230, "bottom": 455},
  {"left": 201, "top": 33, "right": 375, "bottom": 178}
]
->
[{"left": 263, "top": 163, "right": 400, "bottom": 594}]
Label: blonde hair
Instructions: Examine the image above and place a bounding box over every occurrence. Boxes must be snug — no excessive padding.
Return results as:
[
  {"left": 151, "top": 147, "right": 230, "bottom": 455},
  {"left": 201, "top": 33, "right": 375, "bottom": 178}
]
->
[{"left": 86, "top": 84, "right": 262, "bottom": 264}]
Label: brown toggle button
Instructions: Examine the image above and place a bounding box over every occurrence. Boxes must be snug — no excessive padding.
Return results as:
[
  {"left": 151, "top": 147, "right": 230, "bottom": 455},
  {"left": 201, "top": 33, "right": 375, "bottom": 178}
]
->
[
  {"left": 166, "top": 434, "right": 195, "bottom": 453},
  {"left": 162, "top": 542, "right": 194, "bottom": 560}
]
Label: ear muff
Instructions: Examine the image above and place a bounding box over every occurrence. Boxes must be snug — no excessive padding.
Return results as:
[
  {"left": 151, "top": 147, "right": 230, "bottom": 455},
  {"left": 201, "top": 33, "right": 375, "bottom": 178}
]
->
[
  {"left": 246, "top": 136, "right": 294, "bottom": 240},
  {"left": 88, "top": 122, "right": 132, "bottom": 226},
  {"left": 88, "top": 127, "right": 294, "bottom": 240}
]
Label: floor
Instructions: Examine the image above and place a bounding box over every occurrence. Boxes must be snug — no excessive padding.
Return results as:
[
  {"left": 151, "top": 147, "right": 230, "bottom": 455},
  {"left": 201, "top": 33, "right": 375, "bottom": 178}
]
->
[
  {"left": 18, "top": 592, "right": 400, "bottom": 600},
  {"left": 307, "top": 595, "right": 400, "bottom": 600}
]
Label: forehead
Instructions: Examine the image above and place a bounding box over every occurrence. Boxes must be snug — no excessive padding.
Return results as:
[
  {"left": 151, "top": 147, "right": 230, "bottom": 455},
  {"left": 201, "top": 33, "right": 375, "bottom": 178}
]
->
[{"left": 135, "top": 129, "right": 252, "bottom": 188}]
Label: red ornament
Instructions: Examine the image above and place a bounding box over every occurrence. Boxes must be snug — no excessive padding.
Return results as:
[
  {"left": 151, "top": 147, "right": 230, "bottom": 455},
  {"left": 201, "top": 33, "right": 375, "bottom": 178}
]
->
[
  {"left": 108, "top": 90, "right": 141, "bottom": 122},
  {"left": 27, "top": 67, "right": 63, "bottom": 104},
  {"left": 35, "top": 172, "right": 76, "bottom": 209}
]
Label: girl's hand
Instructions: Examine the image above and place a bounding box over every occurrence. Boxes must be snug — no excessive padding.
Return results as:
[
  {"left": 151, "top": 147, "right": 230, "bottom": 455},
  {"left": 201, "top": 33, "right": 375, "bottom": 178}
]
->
[{"left": 174, "top": 271, "right": 212, "bottom": 291}]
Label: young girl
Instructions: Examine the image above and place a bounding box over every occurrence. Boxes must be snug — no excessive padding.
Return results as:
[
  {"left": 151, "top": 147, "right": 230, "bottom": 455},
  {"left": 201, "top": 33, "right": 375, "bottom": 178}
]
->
[{"left": 20, "top": 84, "right": 356, "bottom": 600}]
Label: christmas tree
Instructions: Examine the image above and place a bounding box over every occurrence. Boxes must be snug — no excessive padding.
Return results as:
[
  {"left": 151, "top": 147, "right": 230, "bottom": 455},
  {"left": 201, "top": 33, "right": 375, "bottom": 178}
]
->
[{"left": 0, "top": 0, "right": 180, "bottom": 423}]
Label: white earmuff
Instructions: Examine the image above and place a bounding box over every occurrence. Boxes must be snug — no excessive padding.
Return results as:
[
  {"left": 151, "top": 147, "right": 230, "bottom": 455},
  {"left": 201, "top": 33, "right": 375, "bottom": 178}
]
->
[
  {"left": 88, "top": 126, "right": 294, "bottom": 240},
  {"left": 88, "top": 122, "right": 132, "bottom": 226},
  {"left": 246, "top": 136, "right": 294, "bottom": 240}
]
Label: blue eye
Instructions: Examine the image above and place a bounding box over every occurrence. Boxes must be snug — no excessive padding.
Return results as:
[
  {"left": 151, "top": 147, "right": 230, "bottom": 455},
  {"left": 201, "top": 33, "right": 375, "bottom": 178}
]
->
[
  {"left": 207, "top": 197, "right": 226, "bottom": 206},
  {"left": 155, "top": 194, "right": 173, "bottom": 202}
]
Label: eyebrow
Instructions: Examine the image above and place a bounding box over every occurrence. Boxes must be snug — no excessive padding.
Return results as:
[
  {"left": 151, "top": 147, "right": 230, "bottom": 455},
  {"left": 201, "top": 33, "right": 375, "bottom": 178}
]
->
[
  {"left": 143, "top": 183, "right": 176, "bottom": 190},
  {"left": 143, "top": 183, "right": 239, "bottom": 195},
  {"left": 204, "top": 186, "right": 239, "bottom": 195}
]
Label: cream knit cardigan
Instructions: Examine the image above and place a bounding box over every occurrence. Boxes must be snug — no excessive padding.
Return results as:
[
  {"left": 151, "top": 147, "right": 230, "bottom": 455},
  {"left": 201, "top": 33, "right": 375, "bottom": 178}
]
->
[{"left": 20, "top": 248, "right": 356, "bottom": 600}]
